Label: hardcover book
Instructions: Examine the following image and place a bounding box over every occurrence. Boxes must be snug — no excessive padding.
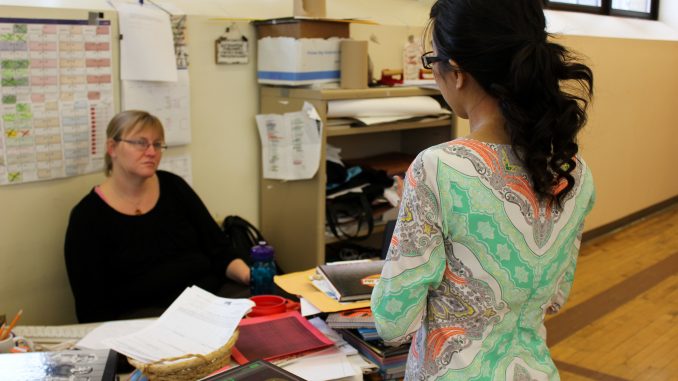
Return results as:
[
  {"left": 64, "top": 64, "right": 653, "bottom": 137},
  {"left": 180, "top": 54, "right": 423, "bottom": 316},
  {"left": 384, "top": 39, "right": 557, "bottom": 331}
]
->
[
  {"left": 0, "top": 349, "right": 117, "bottom": 381},
  {"left": 317, "top": 259, "right": 385, "bottom": 302}
]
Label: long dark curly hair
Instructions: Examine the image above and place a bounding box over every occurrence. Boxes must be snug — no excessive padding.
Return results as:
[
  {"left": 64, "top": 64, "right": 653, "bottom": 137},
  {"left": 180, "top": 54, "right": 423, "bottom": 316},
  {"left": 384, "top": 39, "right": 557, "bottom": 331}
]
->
[{"left": 428, "top": 0, "right": 593, "bottom": 207}]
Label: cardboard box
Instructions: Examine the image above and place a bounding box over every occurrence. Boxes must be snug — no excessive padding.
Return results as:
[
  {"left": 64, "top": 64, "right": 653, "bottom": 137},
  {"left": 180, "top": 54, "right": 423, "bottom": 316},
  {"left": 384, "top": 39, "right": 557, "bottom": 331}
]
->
[
  {"left": 254, "top": 18, "right": 349, "bottom": 86},
  {"left": 257, "top": 37, "right": 342, "bottom": 86},
  {"left": 254, "top": 17, "right": 349, "bottom": 39},
  {"left": 340, "top": 40, "right": 368, "bottom": 89},
  {"left": 293, "top": 0, "right": 326, "bottom": 18}
]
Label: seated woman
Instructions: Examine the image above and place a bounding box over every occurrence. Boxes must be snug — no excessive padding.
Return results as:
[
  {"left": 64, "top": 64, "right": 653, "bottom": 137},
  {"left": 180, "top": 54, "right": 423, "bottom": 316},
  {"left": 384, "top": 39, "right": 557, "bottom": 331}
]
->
[{"left": 65, "top": 110, "right": 250, "bottom": 323}]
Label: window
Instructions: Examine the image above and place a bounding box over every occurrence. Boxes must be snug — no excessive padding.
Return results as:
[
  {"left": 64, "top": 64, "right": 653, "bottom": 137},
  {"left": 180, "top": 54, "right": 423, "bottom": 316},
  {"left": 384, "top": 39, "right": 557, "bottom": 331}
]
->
[{"left": 546, "top": 0, "right": 659, "bottom": 20}]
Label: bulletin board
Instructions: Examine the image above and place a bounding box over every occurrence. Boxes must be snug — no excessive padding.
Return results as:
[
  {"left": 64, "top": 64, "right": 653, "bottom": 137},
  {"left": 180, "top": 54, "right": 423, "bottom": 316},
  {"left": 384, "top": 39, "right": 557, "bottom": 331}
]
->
[{"left": 0, "top": 15, "right": 115, "bottom": 185}]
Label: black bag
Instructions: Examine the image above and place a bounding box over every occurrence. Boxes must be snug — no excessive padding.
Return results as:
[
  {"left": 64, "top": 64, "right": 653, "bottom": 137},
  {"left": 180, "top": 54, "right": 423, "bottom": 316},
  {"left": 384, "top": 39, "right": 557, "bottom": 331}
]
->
[
  {"left": 221, "top": 215, "right": 265, "bottom": 266},
  {"left": 326, "top": 191, "right": 374, "bottom": 241},
  {"left": 325, "top": 166, "right": 394, "bottom": 241}
]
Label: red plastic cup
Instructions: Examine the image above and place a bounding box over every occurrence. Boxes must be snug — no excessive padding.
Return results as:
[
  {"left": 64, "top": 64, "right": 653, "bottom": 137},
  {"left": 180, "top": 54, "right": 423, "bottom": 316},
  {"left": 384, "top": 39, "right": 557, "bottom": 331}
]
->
[{"left": 248, "top": 295, "right": 287, "bottom": 317}]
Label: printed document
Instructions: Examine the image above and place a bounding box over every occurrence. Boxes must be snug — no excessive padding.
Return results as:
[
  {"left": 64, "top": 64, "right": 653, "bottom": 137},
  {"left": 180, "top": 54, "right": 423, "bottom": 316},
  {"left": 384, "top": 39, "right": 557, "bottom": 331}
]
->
[
  {"left": 114, "top": 1, "right": 177, "bottom": 81},
  {"left": 256, "top": 102, "right": 322, "bottom": 180},
  {"left": 104, "top": 286, "right": 254, "bottom": 363}
]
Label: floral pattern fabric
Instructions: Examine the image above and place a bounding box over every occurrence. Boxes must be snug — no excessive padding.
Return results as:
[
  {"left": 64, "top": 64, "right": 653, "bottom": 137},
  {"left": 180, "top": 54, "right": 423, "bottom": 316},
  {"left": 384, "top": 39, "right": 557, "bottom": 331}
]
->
[{"left": 371, "top": 138, "right": 595, "bottom": 380}]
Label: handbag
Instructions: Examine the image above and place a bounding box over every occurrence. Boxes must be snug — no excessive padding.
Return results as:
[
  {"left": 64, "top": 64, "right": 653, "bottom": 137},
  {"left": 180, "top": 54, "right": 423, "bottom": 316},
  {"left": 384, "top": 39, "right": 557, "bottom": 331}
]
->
[{"left": 325, "top": 191, "right": 374, "bottom": 241}]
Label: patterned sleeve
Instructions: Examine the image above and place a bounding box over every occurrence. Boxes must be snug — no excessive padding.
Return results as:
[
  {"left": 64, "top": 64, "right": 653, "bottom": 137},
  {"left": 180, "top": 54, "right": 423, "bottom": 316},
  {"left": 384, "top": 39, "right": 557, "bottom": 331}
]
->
[
  {"left": 551, "top": 172, "right": 596, "bottom": 311},
  {"left": 371, "top": 150, "right": 447, "bottom": 344}
]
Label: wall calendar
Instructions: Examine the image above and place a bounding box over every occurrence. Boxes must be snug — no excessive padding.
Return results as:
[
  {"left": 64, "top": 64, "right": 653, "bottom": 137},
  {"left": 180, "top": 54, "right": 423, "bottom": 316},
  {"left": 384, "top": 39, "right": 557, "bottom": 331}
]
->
[{"left": 0, "top": 17, "right": 114, "bottom": 185}]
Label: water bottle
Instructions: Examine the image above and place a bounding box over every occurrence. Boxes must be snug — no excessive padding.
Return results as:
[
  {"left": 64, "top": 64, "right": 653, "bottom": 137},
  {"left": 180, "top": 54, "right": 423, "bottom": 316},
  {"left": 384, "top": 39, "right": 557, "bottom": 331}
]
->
[{"left": 250, "top": 241, "right": 277, "bottom": 295}]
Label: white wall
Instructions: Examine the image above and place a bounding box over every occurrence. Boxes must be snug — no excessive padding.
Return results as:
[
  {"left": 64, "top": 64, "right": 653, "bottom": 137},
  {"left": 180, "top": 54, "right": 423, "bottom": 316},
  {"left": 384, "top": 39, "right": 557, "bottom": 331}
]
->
[{"left": 659, "top": 0, "right": 678, "bottom": 31}]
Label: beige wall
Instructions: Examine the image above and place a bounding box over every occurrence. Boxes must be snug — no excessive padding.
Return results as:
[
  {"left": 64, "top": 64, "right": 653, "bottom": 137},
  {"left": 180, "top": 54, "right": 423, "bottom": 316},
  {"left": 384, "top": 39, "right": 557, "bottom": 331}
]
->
[
  {"left": 563, "top": 36, "right": 678, "bottom": 229},
  {"left": 0, "top": 2, "right": 676, "bottom": 324}
]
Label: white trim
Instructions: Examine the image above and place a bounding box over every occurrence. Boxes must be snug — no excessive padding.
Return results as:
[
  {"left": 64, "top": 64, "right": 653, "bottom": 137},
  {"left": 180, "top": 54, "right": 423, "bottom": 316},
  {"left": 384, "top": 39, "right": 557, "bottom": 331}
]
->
[{"left": 545, "top": 9, "right": 678, "bottom": 41}]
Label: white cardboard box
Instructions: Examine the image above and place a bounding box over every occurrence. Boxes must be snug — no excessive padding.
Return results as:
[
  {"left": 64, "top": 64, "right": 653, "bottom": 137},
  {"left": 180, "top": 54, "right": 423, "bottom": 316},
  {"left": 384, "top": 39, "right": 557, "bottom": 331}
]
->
[{"left": 257, "top": 37, "right": 342, "bottom": 86}]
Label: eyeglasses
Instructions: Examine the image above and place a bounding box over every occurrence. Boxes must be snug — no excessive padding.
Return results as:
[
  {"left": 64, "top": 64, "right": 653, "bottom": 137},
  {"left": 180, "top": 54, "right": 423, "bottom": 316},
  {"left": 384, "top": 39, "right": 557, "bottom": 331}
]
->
[
  {"left": 116, "top": 138, "right": 168, "bottom": 152},
  {"left": 421, "top": 51, "right": 447, "bottom": 70}
]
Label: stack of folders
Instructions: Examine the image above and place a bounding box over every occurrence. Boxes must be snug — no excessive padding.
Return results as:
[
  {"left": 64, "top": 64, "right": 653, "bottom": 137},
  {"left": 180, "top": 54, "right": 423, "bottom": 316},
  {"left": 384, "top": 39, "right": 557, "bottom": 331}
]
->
[
  {"left": 314, "top": 260, "right": 385, "bottom": 302},
  {"left": 338, "top": 329, "right": 410, "bottom": 381}
]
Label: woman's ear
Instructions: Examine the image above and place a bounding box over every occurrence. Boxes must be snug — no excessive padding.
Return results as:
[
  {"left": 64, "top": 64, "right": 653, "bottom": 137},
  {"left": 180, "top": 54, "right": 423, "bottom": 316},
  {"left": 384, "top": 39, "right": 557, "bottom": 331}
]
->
[
  {"left": 449, "top": 59, "right": 464, "bottom": 90},
  {"left": 106, "top": 138, "right": 117, "bottom": 157}
]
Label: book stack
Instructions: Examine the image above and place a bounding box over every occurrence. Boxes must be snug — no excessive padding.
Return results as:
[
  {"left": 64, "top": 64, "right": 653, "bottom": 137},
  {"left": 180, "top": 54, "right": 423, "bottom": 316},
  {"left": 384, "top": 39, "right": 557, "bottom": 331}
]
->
[
  {"left": 325, "top": 307, "right": 375, "bottom": 329},
  {"left": 339, "top": 329, "right": 409, "bottom": 380}
]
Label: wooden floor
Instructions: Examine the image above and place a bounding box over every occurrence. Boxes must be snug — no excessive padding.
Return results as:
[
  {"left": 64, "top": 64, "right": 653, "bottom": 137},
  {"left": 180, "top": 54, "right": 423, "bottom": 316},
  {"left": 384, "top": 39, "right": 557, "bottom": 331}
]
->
[{"left": 545, "top": 203, "right": 678, "bottom": 381}]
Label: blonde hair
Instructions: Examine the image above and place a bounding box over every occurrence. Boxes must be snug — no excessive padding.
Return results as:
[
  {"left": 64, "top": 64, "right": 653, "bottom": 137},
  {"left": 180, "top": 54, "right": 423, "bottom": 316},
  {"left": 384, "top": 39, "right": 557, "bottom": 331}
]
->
[{"left": 104, "top": 110, "right": 165, "bottom": 176}]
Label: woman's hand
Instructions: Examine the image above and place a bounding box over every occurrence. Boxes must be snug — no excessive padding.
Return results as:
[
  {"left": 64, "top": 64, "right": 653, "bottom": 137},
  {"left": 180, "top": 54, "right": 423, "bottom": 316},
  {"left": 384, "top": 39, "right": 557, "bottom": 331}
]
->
[
  {"left": 395, "top": 175, "right": 404, "bottom": 199},
  {"left": 226, "top": 258, "right": 251, "bottom": 285}
]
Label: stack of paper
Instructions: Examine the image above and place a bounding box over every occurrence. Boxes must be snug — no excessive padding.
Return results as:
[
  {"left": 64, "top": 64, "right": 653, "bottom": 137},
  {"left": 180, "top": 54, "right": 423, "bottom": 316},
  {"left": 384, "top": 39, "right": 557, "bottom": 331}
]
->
[
  {"left": 326, "top": 96, "right": 450, "bottom": 126},
  {"left": 105, "top": 286, "right": 254, "bottom": 363}
]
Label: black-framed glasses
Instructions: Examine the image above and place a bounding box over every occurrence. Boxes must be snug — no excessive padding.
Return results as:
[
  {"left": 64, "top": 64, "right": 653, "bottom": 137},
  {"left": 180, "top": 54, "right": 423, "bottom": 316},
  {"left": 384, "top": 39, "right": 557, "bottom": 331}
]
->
[
  {"left": 421, "top": 51, "right": 447, "bottom": 70},
  {"left": 116, "top": 138, "right": 168, "bottom": 152}
]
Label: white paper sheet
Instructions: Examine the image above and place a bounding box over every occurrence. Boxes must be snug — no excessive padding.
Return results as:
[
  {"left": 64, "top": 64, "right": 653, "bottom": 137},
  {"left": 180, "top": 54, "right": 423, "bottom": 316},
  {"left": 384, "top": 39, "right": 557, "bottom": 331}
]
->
[
  {"left": 76, "top": 319, "right": 155, "bottom": 350},
  {"left": 280, "top": 318, "right": 359, "bottom": 381},
  {"left": 300, "top": 297, "right": 322, "bottom": 317},
  {"left": 104, "top": 286, "right": 254, "bottom": 363},
  {"left": 327, "top": 96, "right": 444, "bottom": 118},
  {"left": 115, "top": 1, "right": 177, "bottom": 82},
  {"left": 283, "top": 351, "right": 356, "bottom": 381},
  {"left": 158, "top": 153, "right": 192, "bottom": 184},
  {"left": 122, "top": 70, "right": 191, "bottom": 146},
  {"left": 256, "top": 102, "right": 322, "bottom": 180}
]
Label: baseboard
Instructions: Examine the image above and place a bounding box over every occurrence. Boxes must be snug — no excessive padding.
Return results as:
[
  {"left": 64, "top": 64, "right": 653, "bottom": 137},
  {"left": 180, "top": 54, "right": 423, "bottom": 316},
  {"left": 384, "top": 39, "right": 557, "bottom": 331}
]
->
[{"left": 582, "top": 195, "right": 678, "bottom": 242}]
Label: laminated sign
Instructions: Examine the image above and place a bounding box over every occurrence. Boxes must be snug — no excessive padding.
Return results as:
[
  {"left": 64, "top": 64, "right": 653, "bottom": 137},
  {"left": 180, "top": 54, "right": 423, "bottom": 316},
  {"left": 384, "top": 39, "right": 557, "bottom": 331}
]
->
[{"left": 215, "top": 26, "right": 249, "bottom": 64}]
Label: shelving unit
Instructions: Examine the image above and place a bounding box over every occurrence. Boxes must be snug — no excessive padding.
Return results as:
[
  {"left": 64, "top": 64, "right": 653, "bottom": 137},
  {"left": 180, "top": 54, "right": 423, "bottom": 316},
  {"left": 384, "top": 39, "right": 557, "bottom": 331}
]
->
[{"left": 259, "top": 85, "right": 456, "bottom": 273}]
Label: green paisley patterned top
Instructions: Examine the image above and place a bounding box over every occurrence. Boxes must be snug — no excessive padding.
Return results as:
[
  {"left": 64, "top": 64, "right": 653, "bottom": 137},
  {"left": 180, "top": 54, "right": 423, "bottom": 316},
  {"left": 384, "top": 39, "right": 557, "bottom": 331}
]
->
[{"left": 371, "top": 138, "right": 595, "bottom": 380}]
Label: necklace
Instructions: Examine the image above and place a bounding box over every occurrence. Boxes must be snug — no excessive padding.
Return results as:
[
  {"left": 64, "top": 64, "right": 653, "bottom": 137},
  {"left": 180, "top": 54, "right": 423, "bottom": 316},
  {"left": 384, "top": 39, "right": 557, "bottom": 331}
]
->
[{"left": 111, "top": 187, "right": 144, "bottom": 215}]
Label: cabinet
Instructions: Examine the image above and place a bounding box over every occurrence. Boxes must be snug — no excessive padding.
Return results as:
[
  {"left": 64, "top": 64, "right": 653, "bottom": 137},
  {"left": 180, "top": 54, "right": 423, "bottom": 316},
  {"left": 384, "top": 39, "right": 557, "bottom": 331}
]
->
[{"left": 259, "top": 86, "right": 456, "bottom": 273}]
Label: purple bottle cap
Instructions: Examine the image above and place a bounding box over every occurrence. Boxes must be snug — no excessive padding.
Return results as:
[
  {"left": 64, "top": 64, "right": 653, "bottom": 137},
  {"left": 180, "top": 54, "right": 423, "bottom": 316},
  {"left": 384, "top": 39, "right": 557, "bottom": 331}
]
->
[{"left": 251, "top": 241, "right": 274, "bottom": 261}]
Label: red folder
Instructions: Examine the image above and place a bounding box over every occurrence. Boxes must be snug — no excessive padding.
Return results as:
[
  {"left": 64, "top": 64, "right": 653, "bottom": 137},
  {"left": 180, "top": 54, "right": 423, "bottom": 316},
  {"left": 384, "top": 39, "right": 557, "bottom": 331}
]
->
[{"left": 231, "top": 311, "right": 334, "bottom": 365}]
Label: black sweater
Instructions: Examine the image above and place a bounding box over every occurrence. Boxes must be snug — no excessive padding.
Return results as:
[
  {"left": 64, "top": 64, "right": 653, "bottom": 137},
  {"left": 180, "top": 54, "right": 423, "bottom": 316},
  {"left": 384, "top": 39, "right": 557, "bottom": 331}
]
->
[{"left": 65, "top": 171, "right": 239, "bottom": 323}]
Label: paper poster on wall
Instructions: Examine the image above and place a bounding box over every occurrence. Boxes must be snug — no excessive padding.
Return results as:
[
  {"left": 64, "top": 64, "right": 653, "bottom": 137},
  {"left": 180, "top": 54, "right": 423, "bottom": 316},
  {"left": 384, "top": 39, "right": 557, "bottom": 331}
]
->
[
  {"left": 114, "top": 1, "right": 177, "bottom": 82},
  {"left": 172, "top": 15, "right": 189, "bottom": 69},
  {"left": 121, "top": 70, "right": 191, "bottom": 146},
  {"left": 0, "top": 17, "right": 114, "bottom": 185},
  {"left": 158, "top": 152, "right": 192, "bottom": 184},
  {"left": 256, "top": 102, "right": 322, "bottom": 181}
]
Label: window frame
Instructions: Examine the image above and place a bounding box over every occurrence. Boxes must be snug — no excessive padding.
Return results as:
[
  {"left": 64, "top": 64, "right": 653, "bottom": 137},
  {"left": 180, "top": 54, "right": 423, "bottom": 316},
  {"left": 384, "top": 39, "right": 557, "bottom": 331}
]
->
[{"left": 545, "top": 0, "right": 659, "bottom": 20}]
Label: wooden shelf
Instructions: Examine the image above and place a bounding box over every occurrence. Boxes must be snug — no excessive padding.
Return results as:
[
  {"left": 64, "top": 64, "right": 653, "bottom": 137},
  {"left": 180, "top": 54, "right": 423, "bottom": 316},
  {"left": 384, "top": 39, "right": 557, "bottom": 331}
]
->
[
  {"left": 259, "top": 86, "right": 455, "bottom": 273},
  {"left": 326, "top": 115, "right": 451, "bottom": 137},
  {"left": 260, "top": 85, "right": 441, "bottom": 101}
]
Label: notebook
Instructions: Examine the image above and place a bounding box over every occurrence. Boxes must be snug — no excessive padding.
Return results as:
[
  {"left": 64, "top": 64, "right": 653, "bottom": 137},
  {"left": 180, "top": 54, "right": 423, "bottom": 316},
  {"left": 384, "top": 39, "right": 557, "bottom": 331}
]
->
[{"left": 317, "top": 259, "right": 385, "bottom": 302}]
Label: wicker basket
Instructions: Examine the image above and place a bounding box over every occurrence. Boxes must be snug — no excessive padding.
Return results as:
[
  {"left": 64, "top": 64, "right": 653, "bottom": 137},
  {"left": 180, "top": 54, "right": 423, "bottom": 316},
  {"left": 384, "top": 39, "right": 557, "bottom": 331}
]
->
[{"left": 127, "top": 330, "right": 239, "bottom": 381}]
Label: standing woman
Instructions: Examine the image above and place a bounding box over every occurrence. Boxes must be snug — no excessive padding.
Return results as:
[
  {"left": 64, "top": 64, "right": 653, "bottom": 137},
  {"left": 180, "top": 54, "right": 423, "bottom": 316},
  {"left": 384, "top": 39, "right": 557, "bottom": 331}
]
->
[
  {"left": 371, "top": 0, "right": 595, "bottom": 379},
  {"left": 65, "top": 110, "right": 250, "bottom": 323}
]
